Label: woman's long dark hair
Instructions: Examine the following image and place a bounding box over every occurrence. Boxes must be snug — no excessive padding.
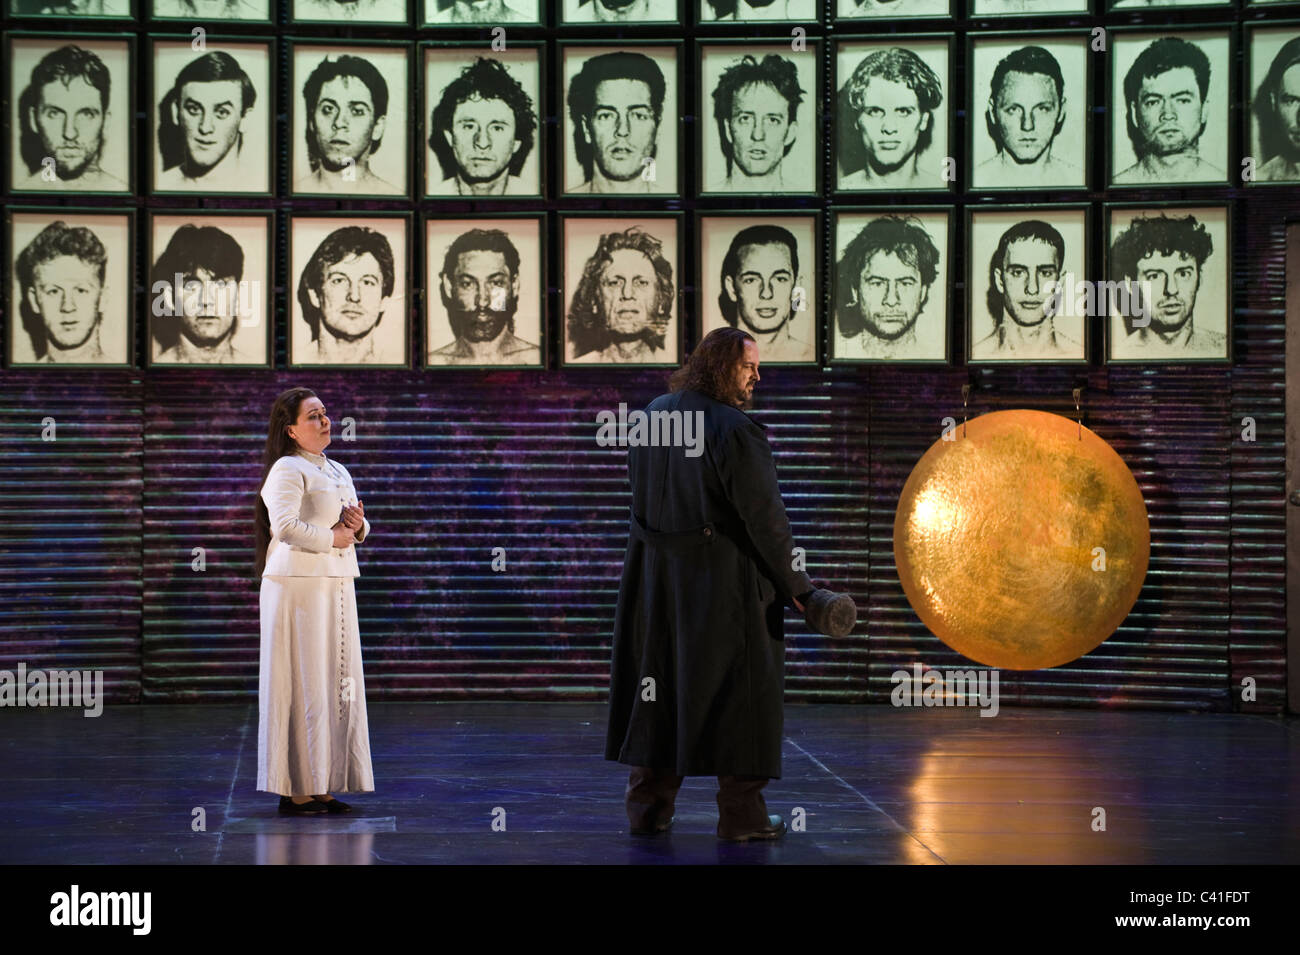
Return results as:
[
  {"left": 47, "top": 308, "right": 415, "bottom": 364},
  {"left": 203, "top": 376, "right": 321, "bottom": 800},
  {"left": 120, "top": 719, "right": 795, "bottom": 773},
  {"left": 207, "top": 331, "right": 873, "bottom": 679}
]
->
[
  {"left": 667, "top": 327, "right": 753, "bottom": 404},
  {"left": 253, "top": 387, "right": 316, "bottom": 578}
]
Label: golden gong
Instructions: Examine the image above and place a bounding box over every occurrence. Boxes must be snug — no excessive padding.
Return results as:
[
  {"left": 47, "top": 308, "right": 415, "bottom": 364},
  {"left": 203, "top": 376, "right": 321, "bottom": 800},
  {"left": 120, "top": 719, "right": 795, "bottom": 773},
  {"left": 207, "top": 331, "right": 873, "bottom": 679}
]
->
[{"left": 893, "top": 409, "right": 1150, "bottom": 670}]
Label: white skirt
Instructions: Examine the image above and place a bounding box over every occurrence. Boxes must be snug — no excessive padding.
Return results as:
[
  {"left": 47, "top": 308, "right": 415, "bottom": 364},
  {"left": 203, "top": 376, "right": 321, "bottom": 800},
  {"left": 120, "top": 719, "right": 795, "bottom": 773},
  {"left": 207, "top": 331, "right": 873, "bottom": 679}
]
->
[{"left": 258, "top": 574, "right": 375, "bottom": 796}]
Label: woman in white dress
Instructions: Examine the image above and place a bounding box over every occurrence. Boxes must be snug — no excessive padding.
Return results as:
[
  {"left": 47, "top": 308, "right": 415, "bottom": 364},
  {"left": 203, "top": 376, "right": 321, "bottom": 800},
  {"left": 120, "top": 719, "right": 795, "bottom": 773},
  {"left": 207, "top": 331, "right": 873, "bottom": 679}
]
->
[{"left": 253, "top": 386, "right": 375, "bottom": 815}]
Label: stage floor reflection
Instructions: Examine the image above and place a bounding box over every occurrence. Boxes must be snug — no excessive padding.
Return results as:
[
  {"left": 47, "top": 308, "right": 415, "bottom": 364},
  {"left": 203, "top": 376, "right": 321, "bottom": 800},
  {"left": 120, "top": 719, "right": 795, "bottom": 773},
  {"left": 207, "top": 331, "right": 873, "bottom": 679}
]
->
[{"left": 2, "top": 702, "right": 1296, "bottom": 864}]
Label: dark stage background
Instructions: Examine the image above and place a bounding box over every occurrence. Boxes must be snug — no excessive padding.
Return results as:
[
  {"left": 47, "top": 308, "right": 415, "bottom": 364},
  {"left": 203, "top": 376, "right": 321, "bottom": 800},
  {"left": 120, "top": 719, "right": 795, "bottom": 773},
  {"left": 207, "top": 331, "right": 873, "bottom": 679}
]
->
[{"left": 0, "top": 2, "right": 1290, "bottom": 713}]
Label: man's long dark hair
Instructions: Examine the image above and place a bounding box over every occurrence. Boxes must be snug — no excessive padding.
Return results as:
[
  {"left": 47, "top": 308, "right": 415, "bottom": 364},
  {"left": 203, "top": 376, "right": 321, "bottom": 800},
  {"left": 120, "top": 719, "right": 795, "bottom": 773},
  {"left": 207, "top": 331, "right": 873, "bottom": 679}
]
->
[
  {"left": 1253, "top": 36, "right": 1300, "bottom": 164},
  {"left": 253, "top": 386, "right": 316, "bottom": 578},
  {"left": 668, "top": 327, "right": 753, "bottom": 404}
]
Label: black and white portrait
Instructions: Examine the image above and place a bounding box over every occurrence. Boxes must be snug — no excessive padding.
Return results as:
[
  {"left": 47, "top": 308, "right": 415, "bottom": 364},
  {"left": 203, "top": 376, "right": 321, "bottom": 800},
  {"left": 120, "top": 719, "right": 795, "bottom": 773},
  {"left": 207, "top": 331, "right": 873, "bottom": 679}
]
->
[
  {"left": 563, "top": 46, "right": 679, "bottom": 196},
  {"left": 151, "top": 41, "right": 271, "bottom": 195},
  {"left": 700, "top": 45, "right": 817, "bottom": 196},
  {"left": 970, "top": 0, "right": 1088, "bottom": 14},
  {"left": 7, "top": 211, "right": 132, "bottom": 367},
  {"left": 148, "top": 214, "right": 270, "bottom": 367},
  {"left": 832, "top": 210, "right": 949, "bottom": 363},
  {"left": 836, "top": 0, "right": 947, "bottom": 21},
  {"left": 9, "top": 0, "right": 132, "bottom": 16},
  {"left": 294, "top": 0, "right": 407, "bottom": 23},
  {"left": 562, "top": 0, "right": 677, "bottom": 22},
  {"left": 290, "top": 217, "right": 409, "bottom": 367},
  {"left": 8, "top": 37, "right": 132, "bottom": 194},
  {"left": 1107, "top": 206, "right": 1230, "bottom": 362},
  {"left": 1111, "top": 0, "right": 1229, "bottom": 8},
  {"left": 835, "top": 39, "right": 950, "bottom": 193},
  {"left": 151, "top": 0, "right": 271, "bottom": 19},
  {"left": 423, "top": 0, "right": 540, "bottom": 24},
  {"left": 1249, "top": 28, "right": 1300, "bottom": 185},
  {"left": 699, "top": 216, "right": 817, "bottom": 365},
  {"left": 424, "top": 49, "right": 541, "bottom": 198},
  {"left": 1111, "top": 32, "right": 1230, "bottom": 186},
  {"left": 563, "top": 218, "right": 680, "bottom": 366},
  {"left": 970, "top": 38, "right": 1087, "bottom": 191},
  {"left": 426, "top": 218, "right": 543, "bottom": 368},
  {"left": 700, "top": 0, "right": 816, "bottom": 18},
  {"left": 968, "top": 209, "right": 1087, "bottom": 364},
  {"left": 292, "top": 46, "right": 409, "bottom": 198}
]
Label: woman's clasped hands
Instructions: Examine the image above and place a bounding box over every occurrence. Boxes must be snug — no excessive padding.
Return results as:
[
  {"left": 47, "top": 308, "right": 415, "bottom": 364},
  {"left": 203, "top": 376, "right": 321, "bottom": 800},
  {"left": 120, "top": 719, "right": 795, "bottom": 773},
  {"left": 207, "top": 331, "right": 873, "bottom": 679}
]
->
[{"left": 331, "top": 500, "right": 365, "bottom": 548}]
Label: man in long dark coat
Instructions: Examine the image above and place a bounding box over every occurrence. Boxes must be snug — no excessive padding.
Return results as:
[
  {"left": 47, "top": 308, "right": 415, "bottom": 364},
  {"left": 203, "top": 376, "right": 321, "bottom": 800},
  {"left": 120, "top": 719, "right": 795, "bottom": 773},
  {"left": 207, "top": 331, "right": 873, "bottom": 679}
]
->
[{"left": 605, "top": 326, "right": 816, "bottom": 841}]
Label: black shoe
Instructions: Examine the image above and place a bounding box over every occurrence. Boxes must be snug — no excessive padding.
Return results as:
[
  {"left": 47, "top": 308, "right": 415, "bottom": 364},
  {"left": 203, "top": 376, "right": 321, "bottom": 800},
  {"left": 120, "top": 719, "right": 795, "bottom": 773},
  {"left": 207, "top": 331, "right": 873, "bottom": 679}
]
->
[
  {"left": 630, "top": 815, "right": 674, "bottom": 835},
  {"left": 315, "top": 797, "right": 352, "bottom": 813},
  {"left": 718, "top": 813, "right": 786, "bottom": 842},
  {"left": 279, "top": 796, "right": 328, "bottom": 815}
]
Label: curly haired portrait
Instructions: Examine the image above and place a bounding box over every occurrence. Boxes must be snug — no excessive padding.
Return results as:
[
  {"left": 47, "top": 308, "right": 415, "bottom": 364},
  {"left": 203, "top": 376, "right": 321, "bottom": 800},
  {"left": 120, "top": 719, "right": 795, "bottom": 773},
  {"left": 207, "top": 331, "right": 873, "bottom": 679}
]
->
[
  {"left": 564, "top": 220, "right": 679, "bottom": 366},
  {"left": 424, "top": 50, "right": 540, "bottom": 198}
]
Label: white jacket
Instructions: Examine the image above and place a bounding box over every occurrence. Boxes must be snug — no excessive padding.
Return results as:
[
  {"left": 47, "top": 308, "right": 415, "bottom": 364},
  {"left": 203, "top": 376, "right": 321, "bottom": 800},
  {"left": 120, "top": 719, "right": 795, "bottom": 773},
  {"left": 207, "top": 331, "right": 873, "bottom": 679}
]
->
[{"left": 260, "top": 449, "right": 371, "bottom": 577}]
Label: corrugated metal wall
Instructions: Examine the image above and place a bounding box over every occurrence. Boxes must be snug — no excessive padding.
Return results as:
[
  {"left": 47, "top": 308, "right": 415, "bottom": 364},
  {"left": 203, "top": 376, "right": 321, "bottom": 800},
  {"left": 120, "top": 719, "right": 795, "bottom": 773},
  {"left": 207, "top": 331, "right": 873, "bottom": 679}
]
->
[{"left": 0, "top": 375, "right": 144, "bottom": 701}]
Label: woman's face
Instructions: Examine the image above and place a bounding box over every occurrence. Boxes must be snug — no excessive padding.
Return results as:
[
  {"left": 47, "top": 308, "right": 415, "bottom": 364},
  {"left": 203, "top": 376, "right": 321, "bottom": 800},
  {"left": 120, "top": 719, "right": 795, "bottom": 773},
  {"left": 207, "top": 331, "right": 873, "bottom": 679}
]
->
[{"left": 288, "top": 396, "right": 331, "bottom": 454}]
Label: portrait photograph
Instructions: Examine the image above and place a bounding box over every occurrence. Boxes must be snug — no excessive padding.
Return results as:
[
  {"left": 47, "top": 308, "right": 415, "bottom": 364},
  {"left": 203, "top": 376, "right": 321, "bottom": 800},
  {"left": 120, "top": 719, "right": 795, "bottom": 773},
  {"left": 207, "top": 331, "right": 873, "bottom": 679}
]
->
[
  {"left": 562, "top": 0, "right": 678, "bottom": 22},
  {"left": 835, "top": 0, "right": 946, "bottom": 18},
  {"left": 289, "top": 215, "right": 410, "bottom": 368},
  {"left": 1110, "top": 30, "right": 1231, "bottom": 188},
  {"left": 150, "top": 39, "right": 272, "bottom": 196},
  {"left": 698, "top": 42, "right": 818, "bottom": 197},
  {"left": 698, "top": 214, "right": 818, "bottom": 366},
  {"left": 1247, "top": 25, "right": 1300, "bottom": 186},
  {"left": 148, "top": 213, "right": 271, "bottom": 368},
  {"left": 423, "top": 0, "right": 541, "bottom": 25},
  {"left": 1110, "top": 0, "right": 1229, "bottom": 9},
  {"left": 1106, "top": 204, "right": 1231, "bottom": 364},
  {"left": 561, "top": 44, "right": 680, "bottom": 197},
  {"left": 8, "top": 0, "right": 133, "bottom": 17},
  {"left": 969, "top": 34, "right": 1089, "bottom": 192},
  {"left": 6, "top": 209, "right": 133, "bottom": 368},
  {"left": 291, "top": 43, "right": 410, "bottom": 199},
  {"left": 698, "top": 0, "right": 816, "bottom": 20},
  {"left": 562, "top": 216, "right": 681, "bottom": 367},
  {"left": 426, "top": 216, "right": 544, "bottom": 369},
  {"left": 423, "top": 45, "right": 542, "bottom": 199},
  {"left": 831, "top": 208, "right": 950, "bottom": 364},
  {"left": 834, "top": 37, "right": 952, "bottom": 194},
  {"left": 150, "top": 0, "right": 271, "bottom": 21},
  {"left": 293, "top": 0, "right": 408, "bottom": 24},
  {"left": 7, "top": 35, "right": 133, "bottom": 195},
  {"left": 968, "top": 207, "right": 1088, "bottom": 365},
  {"left": 970, "top": 0, "right": 1088, "bottom": 14}
]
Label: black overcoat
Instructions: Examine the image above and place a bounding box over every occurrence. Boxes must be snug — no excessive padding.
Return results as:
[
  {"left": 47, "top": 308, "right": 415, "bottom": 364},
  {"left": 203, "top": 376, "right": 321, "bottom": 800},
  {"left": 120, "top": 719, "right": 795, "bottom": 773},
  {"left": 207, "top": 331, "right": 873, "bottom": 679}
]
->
[{"left": 604, "top": 388, "right": 815, "bottom": 778}]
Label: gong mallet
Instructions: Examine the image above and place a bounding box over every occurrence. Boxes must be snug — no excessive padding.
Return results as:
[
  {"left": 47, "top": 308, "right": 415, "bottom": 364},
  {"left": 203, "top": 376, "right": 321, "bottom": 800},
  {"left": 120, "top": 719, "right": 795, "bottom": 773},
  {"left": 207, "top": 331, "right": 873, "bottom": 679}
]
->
[{"left": 801, "top": 588, "right": 857, "bottom": 637}]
